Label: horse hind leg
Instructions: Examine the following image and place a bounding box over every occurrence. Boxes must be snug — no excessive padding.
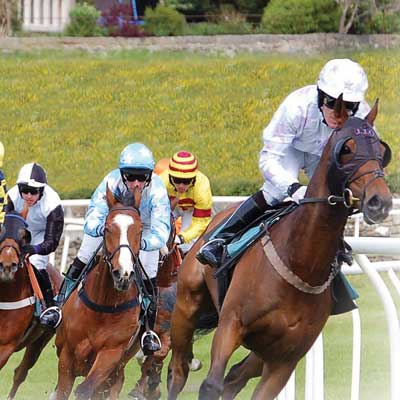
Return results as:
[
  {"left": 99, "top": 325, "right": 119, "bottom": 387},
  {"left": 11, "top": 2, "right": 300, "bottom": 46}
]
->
[
  {"left": 7, "top": 331, "right": 53, "bottom": 400},
  {"left": 222, "top": 352, "right": 263, "bottom": 400}
]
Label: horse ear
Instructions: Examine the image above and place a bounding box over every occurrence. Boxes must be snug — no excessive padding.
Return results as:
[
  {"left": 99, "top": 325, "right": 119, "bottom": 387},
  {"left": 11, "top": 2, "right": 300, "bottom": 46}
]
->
[
  {"left": 106, "top": 184, "right": 117, "bottom": 208},
  {"left": 365, "top": 98, "right": 379, "bottom": 125},
  {"left": 333, "top": 93, "right": 346, "bottom": 119}
]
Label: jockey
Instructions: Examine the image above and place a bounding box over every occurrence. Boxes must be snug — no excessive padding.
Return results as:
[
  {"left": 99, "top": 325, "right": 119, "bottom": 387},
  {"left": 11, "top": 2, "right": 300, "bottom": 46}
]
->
[
  {"left": 158, "top": 151, "right": 212, "bottom": 254},
  {"left": 7, "top": 163, "right": 64, "bottom": 329},
  {"left": 0, "top": 142, "right": 7, "bottom": 229},
  {"left": 197, "top": 58, "right": 370, "bottom": 269},
  {"left": 59, "top": 143, "right": 171, "bottom": 355}
]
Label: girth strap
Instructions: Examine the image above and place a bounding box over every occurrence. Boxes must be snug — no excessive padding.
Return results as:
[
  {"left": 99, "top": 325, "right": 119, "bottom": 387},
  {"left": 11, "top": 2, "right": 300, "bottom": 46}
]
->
[{"left": 261, "top": 234, "right": 338, "bottom": 295}]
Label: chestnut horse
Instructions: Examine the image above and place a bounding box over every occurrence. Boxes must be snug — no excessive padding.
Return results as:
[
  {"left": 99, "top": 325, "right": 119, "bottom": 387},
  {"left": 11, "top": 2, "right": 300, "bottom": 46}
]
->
[
  {"left": 167, "top": 103, "right": 393, "bottom": 399},
  {"left": 53, "top": 188, "right": 145, "bottom": 400},
  {"left": 0, "top": 212, "right": 60, "bottom": 399}
]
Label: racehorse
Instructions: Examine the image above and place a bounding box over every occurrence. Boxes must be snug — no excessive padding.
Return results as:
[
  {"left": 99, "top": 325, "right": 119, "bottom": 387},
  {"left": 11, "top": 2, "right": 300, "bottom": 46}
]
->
[
  {"left": 0, "top": 212, "right": 60, "bottom": 400},
  {"left": 53, "top": 187, "right": 144, "bottom": 400},
  {"left": 167, "top": 101, "right": 393, "bottom": 399}
]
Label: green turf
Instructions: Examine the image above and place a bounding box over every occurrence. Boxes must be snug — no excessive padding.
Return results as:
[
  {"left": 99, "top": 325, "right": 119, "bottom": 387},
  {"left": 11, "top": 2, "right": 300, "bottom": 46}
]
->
[{"left": 0, "top": 274, "right": 394, "bottom": 399}]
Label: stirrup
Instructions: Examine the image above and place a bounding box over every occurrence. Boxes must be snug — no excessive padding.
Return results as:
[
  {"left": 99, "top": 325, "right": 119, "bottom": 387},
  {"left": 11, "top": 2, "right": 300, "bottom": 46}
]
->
[
  {"left": 140, "top": 330, "right": 161, "bottom": 355},
  {"left": 39, "top": 306, "right": 62, "bottom": 329}
]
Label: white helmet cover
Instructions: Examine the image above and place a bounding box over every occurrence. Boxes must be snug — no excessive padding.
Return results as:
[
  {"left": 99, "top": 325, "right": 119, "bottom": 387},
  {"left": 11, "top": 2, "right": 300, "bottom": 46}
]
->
[
  {"left": 17, "top": 163, "right": 47, "bottom": 188},
  {"left": 317, "top": 59, "right": 368, "bottom": 102}
]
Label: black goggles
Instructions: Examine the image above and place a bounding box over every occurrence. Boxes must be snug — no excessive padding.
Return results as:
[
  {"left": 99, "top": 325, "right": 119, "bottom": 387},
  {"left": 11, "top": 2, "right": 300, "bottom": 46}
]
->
[
  {"left": 19, "top": 184, "right": 40, "bottom": 195},
  {"left": 171, "top": 176, "right": 194, "bottom": 185},
  {"left": 123, "top": 172, "right": 150, "bottom": 182},
  {"left": 323, "top": 94, "right": 359, "bottom": 114}
]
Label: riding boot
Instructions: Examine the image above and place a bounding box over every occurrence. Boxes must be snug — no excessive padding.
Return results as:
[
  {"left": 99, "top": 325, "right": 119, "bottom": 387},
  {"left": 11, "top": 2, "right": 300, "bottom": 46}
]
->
[
  {"left": 56, "top": 257, "right": 86, "bottom": 306},
  {"left": 336, "top": 237, "right": 353, "bottom": 266},
  {"left": 35, "top": 269, "right": 62, "bottom": 329},
  {"left": 141, "top": 278, "right": 161, "bottom": 356},
  {"left": 196, "top": 190, "right": 270, "bottom": 268}
]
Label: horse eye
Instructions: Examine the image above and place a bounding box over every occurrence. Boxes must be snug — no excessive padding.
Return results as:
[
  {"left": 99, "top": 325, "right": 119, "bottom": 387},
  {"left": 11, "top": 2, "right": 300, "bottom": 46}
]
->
[{"left": 341, "top": 145, "right": 352, "bottom": 155}]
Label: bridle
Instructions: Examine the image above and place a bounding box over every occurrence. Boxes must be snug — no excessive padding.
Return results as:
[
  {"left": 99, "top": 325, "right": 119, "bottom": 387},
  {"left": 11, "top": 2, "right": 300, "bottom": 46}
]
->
[
  {"left": 102, "top": 205, "right": 141, "bottom": 273},
  {"left": 0, "top": 242, "right": 24, "bottom": 274}
]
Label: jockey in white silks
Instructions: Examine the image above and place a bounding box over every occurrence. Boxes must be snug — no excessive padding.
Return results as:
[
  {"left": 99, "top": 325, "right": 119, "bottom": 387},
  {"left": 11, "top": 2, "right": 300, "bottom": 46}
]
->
[
  {"left": 58, "top": 142, "right": 171, "bottom": 355},
  {"left": 197, "top": 58, "right": 371, "bottom": 269},
  {"left": 7, "top": 163, "right": 65, "bottom": 329}
]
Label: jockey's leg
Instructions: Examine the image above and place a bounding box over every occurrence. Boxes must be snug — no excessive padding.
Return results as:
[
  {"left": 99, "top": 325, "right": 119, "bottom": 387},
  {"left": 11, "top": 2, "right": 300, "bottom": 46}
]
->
[
  {"left": 57, "top": 234, "right": 102, "bottom": 305},
  {"left": 141, "top": 277, "right": 161, "bottom": 356},
  {"left": 34, "top": 268, "right": 62, "bottom": 329},
  {"left": 197, "top": 190, "right": 270, "bottom": 268}
]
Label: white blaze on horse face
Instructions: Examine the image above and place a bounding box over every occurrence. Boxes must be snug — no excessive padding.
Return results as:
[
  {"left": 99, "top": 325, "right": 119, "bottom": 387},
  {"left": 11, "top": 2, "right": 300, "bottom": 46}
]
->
[{"left": 113, "top": 214, "right": 135, "bottom": 277}]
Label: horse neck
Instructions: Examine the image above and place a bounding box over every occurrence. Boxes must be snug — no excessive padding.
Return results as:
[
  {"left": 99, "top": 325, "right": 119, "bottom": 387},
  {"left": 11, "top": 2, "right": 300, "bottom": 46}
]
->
[
  {"left": 272, "top": 150, "right": 349, "bottom": 284},
  {"left": 84, "top": 260, "right": 136, "bottom": 305},
  {"left": 0, "top": 268, "right": 32, "bottom": 301},
  {"left": 157, "top": 250, "right": 178, "bottom": 288}
]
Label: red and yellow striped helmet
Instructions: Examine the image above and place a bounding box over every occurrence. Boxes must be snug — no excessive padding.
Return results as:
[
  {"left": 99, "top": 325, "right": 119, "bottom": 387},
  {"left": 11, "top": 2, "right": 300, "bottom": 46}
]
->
[{"left": 169, "top": 151, "right": 198, "bottom": 179}]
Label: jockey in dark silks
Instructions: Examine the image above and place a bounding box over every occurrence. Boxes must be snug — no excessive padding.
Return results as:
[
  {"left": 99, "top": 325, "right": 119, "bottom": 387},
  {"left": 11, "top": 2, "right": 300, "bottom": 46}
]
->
[
  {"left": 0, "top": 142, "right": 7, "bottom": 230},
  {"left": 197, "top": 58, "right": 371, "bottom": 269},
  {"left": 7, "top": 162, "right": 64, "bottom": 329}
]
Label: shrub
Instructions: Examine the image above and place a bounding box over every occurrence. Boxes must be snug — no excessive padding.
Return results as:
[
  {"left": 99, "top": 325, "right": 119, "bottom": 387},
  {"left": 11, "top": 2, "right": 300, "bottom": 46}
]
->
[
  {"left": 65, "top": 2, "right": 105, "bottom": 37},
  {"left": 144, "top": 5, "right": 186, "bottom": 36},
  {"left": 261, "top": 0, "right": 340, "bottom": 34}
]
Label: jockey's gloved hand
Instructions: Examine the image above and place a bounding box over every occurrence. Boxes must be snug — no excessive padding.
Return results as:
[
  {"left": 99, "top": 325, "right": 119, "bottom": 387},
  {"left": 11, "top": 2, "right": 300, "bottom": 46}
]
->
[
  {"left": 160, "top": 245, "right": 169, "bottom": 257},
  {"left": 21, "top": 244, "right": 38, "bottom": 258},
  {"left": 288, "top": 183, "right": 307, "bottom": 204},
  {"left": 174, "top": 234, "right": 184, "bottom": 245}
]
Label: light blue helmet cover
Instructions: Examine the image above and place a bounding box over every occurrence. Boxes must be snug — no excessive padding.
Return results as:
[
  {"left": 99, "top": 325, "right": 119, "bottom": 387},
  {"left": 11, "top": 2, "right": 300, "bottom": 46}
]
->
[{"left": 118, "top": 143, "right": 155, "bottom": 171}]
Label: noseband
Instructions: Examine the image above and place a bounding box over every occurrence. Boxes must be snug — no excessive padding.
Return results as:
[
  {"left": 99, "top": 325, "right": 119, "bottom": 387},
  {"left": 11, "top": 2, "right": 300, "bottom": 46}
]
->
[{"left": 102, "top": 206, "right": 141, "bottom": 273}]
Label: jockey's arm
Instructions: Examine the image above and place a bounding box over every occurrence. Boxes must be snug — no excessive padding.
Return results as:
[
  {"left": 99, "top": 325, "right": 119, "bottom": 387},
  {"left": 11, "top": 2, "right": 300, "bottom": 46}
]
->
[
  {"left": 140, "top": 176, "right": 171, "bottom": 251},
  {"left": 0, "top": 170, "right": 7, "bottom": 225},
  {"left": 180, "top": 173, "right": 212, "bottom": 243},
  {"left": 33, "top": 205, "right": 64, "bottom": 255}
]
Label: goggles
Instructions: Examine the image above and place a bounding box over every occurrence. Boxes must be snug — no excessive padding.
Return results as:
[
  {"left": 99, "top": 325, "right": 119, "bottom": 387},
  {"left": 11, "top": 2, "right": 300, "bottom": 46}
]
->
[
  {"left": 19, "top": 184, "right": 40, "bottom": 195},
  {"left": 123, "top": 172, "right": 150, "bottom": 183},
  {"left": 171, "top": 176, "right": 194, "bottom": 186},
  {"left": 322, "top": 93, "right": 359, "bottom": 114}
]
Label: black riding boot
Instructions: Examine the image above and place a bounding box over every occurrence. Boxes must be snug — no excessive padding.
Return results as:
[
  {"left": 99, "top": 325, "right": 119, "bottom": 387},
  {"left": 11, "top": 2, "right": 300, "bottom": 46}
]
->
[
  {"left": 56, "top": 257, "right": 86, "bottom": 306},
  {"left": 35, "top": 269, "right": 62, "bottom": 329},
  {"left": 196, "top": 190, "right": 270, "bottom": 268},
  {"left": 141, "top": 278, "right": 161, "bottom": 356},
  {"left": 336, "top": 238, "right": 353, "bottom": 266}
]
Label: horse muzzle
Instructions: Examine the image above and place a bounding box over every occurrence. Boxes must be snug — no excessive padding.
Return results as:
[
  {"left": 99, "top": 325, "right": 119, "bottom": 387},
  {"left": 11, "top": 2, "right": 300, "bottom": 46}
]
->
[
  {"left": 362, "top": 194, "right": 392, "bottom": 225},
  {"left": 112, "top": 269, "right": 135, "bottom": 291}
]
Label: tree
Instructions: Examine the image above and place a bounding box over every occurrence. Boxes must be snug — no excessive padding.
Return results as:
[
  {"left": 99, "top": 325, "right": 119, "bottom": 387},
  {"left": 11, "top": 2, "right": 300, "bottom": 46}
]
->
[
  {"left": 0, "top": 0, "right": 12, "bottom": 36},
  {"left": 335, "top": 0, "right": 360, "bottom": 33}
]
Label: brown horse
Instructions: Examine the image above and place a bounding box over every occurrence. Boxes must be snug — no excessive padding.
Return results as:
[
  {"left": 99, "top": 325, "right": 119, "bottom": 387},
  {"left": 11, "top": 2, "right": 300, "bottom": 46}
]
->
[
  {"left": 130, "top": 216, "right": 203, "bottom": 400},
  {"left": 53, "top": 188, "right": 144, "bottom": 400},
  {"left": 0, "top": 212, "right": 60, "bottom": 399},
  {"left": 167, "top": 103, "right": 393, "bottom": 400}
]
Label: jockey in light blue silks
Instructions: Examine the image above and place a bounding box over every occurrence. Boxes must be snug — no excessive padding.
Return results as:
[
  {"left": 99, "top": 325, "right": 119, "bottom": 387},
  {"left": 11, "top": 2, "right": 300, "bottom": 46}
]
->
[
  {"left": 197, "top": 58, "right": 371, "bottom": 269},
  {"left": 58, "top": 143, "right": 171, "bottom": 354}
]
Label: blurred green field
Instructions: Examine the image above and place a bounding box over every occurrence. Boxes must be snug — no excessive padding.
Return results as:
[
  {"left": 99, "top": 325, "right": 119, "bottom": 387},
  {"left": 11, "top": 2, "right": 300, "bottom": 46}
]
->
[
  {"left": 0, "top": 49, "right": 399, "bottom": 198},
  {"left": 0, "top": 274, "right": 397, "bottom": 399}
]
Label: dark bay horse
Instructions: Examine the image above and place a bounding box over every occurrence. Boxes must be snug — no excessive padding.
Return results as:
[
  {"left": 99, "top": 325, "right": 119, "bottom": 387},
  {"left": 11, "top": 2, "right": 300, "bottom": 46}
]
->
[
  {"left": 167, "top": 103, "right": 393, "bottom": 399},
  {"left": 0, "top": 212, "right": 59, "bottom": 399},
  {"left": 53, "top": 188, "right": 144, "bottom": 400}
]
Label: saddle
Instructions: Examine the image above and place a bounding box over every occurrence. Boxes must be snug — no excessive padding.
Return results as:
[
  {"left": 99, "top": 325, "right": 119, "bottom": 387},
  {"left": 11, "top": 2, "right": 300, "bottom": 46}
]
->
[{"left": 211, "top": 202, "right": 358, "bottom": 315}]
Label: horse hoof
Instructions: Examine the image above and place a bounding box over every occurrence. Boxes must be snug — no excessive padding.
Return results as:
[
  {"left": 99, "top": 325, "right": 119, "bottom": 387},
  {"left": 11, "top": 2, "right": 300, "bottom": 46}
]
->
[
  {"left": 189, "top": 358, "right": 203, "bottom": 372},
  {"left": 128, "top": 388, "right": 147, "bottom": 400}
]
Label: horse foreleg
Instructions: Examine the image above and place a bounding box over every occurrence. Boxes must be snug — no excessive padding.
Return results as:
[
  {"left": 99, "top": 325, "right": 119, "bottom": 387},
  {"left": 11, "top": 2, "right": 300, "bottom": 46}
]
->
[
  {"left": 251, "top": 361, "right": 296, "bottom": 400},
  {"left": 199, "top": 317, "right": 243, "bottom": 400},
  {"left": 7, "top": 331, "right": 53, "bottom": 400},
  {"left": 167, "top": 301, "right": 199, "bottom": 400},
  {"left": 222, "top": 352, "right": 263, "bottom": 400},
  {"left": 0, "top": 343, "right": 17, "bottom": 370},
  {"left": 53, "top": 345, "right": 75, "bottom": 400},
  {"left": 75, "top": 348, "right": 124, "bottom": 400}
]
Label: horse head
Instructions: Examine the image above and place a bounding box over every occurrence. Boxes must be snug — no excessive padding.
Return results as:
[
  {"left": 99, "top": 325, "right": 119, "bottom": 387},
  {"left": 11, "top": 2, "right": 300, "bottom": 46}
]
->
[
  {"left": 0, "top": 212, "right": 31, "bottom": 282},
  {"left": 326, "top": 98, "right": 392, "bottom": 224},
  {"left": 103, "top": 185, "right": 143, "bottom": 291}
]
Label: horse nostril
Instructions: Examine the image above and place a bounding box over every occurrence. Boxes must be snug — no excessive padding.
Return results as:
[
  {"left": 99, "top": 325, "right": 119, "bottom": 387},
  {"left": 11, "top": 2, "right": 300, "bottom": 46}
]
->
[
  {"left": 367, "top": 195, "right": 383, "bottom": 211},
  {"left": 112, "top": 269, "right": 121, "bottom": 281}
]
